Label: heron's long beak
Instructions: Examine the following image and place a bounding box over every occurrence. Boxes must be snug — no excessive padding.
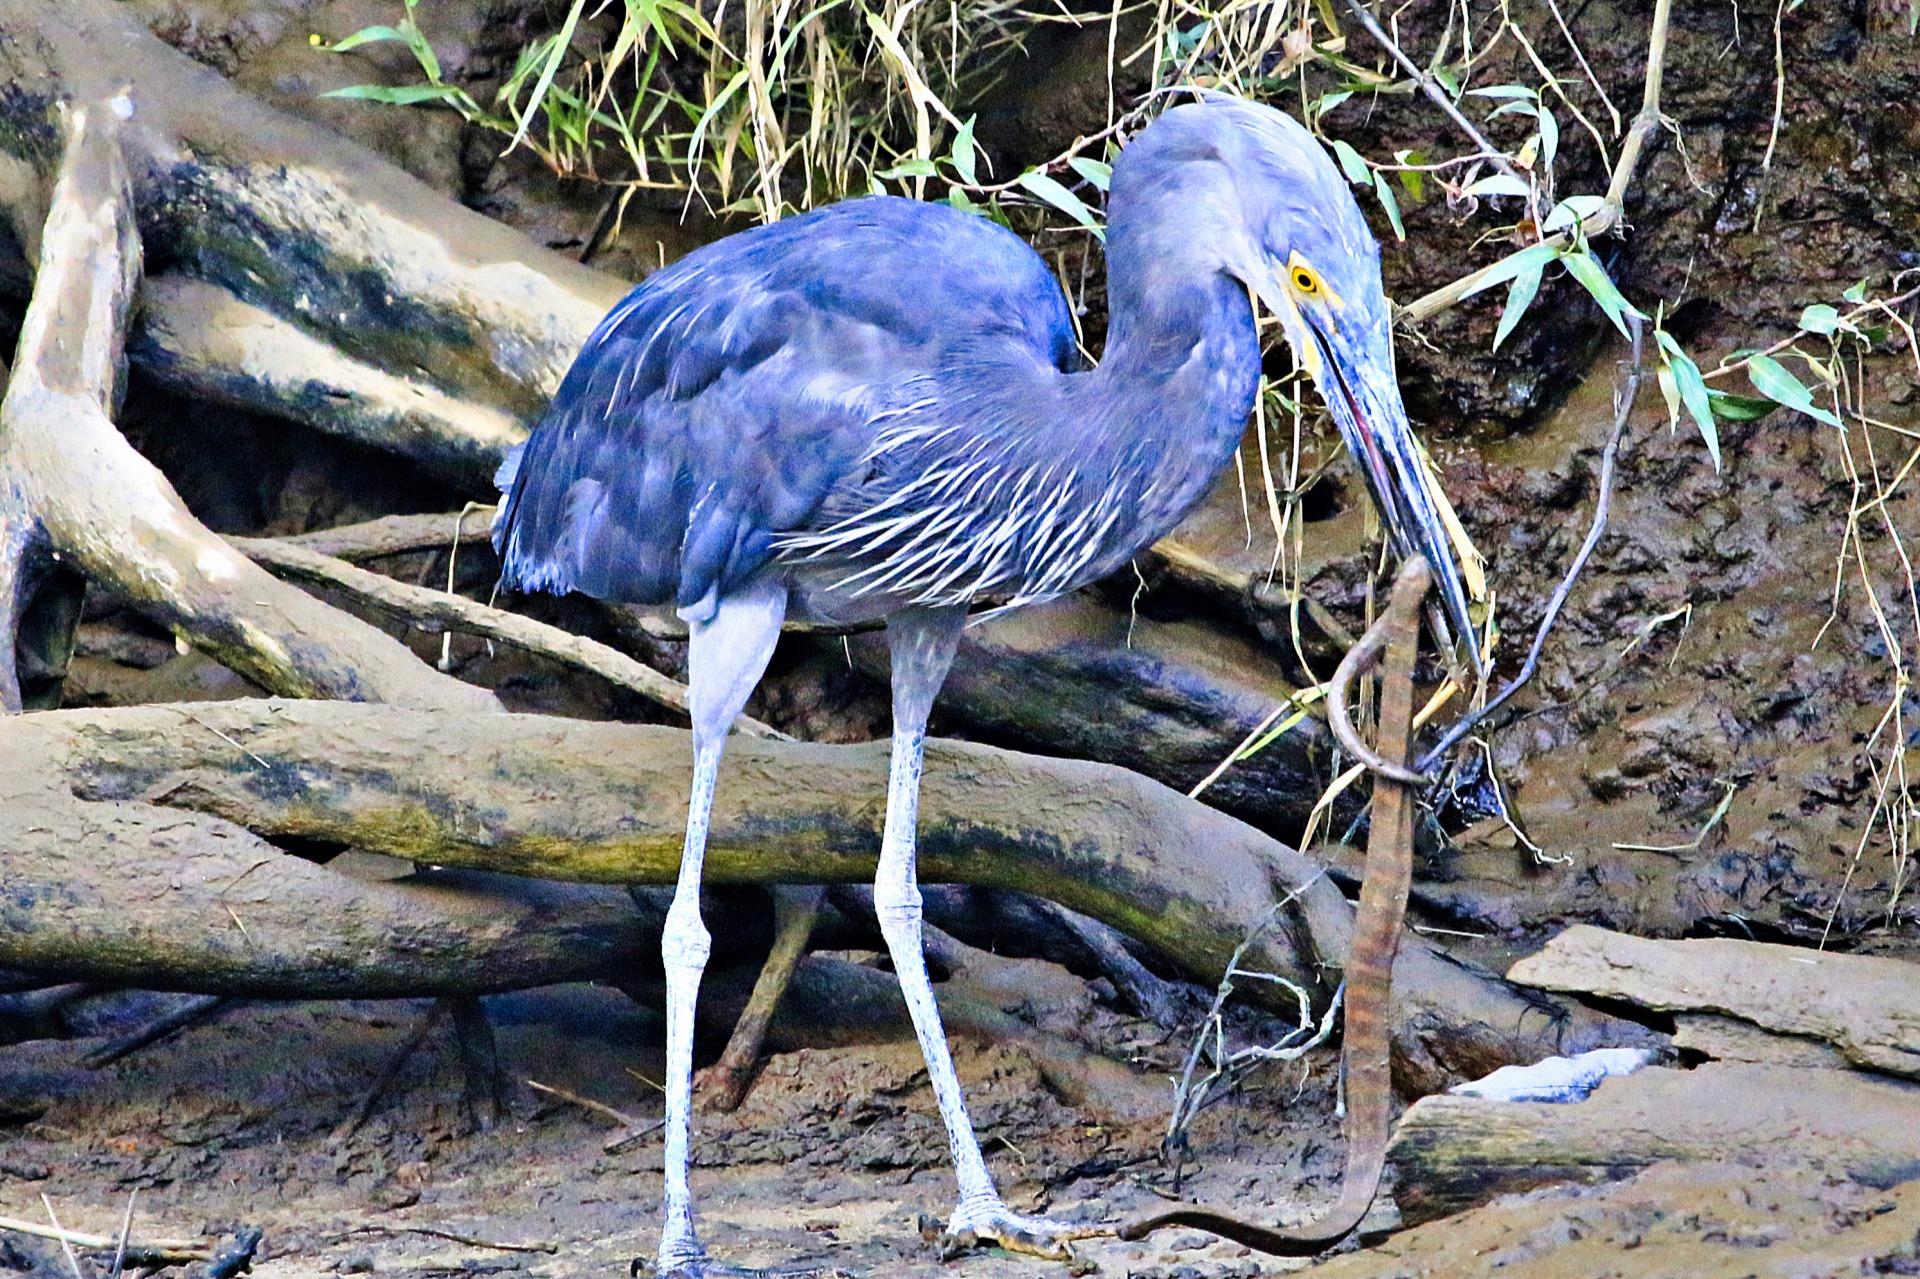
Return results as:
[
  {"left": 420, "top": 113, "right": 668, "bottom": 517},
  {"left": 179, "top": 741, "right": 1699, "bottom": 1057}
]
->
[{"left": 1253, "top": 271, "right": 1484, "bottom": 673}]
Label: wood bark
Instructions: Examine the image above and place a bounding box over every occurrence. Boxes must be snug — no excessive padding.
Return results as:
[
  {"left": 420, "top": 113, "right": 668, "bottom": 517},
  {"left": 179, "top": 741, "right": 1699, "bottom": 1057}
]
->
[
  {"left": 1, "top": 699, "right": 1646, "bottom": 1090},
  {"left": 1388, "top": 1063, "right": 1920, "bottom": 1225},
  {"left": 0, "top": 99, "right": 496, "bottom": 714},
  {"left": 1508, "top": 925, "right": 1920, "bottom": 1080},
  {"left": 0, "top": 0, "right": 625, "bottom": 490}
]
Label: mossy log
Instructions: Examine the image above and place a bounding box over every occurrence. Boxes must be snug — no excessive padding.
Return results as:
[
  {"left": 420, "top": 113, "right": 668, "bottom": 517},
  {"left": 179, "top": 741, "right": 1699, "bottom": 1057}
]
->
[{"left": 1, "top": 699, "right": 1643, "bottom": 1091}]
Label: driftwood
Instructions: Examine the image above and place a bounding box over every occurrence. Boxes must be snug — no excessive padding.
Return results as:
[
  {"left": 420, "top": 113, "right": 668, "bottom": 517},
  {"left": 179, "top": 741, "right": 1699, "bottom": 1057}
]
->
[
  {"left": 0, "top": 0, "right": 622, "bottom": 490},
  {"left": 1387, "top": 1063, "right": 1920, "bottom": 1225},
  {"left": 1508, "top": 925, "right": 1920, "bottom": 1080},
  {"left": 0, "top": 699, "right": 1643, "bottom": 1088},
  {"left": 0, "top": 98, "right": 496, "bottom": 715}
]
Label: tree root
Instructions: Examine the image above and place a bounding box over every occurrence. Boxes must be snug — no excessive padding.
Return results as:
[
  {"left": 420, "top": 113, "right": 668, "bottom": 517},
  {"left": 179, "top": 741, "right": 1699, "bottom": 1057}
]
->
[{"left": 0, "top": 98, "right": 495, "bottom": 714}]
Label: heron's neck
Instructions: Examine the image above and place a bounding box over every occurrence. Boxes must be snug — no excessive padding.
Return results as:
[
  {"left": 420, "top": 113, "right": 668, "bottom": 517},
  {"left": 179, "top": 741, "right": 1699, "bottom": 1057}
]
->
[{"left": 1081, "top": 233, "right": 1261, "bottom": 552}]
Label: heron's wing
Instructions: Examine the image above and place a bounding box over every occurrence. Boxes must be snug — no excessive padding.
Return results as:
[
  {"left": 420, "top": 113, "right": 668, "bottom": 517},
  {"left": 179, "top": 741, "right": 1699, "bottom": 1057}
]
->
[{"left": 493, "top": 197, "right": 1076, "bottom": 614}]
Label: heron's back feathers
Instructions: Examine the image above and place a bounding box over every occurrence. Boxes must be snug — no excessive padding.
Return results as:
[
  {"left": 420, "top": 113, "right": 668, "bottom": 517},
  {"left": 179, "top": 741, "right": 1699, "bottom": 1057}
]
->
[{"left": 493, "top": 197, "right": 1080, "bottom": 617}]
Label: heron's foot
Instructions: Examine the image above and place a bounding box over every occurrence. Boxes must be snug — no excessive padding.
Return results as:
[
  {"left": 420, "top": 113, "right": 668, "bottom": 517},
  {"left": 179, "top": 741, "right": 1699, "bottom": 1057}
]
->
[
  {"left": 933, "top": 1200, "right": 1109, "bottom": 1261},
  {"left": 633, "top": 1253, "right": 842, "bottom": 1279}
]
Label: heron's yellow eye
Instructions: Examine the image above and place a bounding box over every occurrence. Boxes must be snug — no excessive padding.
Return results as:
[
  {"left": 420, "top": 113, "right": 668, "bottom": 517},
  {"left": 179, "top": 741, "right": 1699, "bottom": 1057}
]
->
[{"left": 1291, "top": 264, "right": 1320, "bottom": 294}]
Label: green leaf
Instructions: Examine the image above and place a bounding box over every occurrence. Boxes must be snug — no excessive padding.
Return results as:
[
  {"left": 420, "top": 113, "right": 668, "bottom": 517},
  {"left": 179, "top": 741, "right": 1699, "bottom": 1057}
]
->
[
  {"left": 1562, "top": 249, "right": 1643, "bottom": 340},
  {"left": 508, "top": 0, "right": 586, "bottom": 151},
  {"left": 878, "top": 158, "right": 939, "bottom": 179},
  {"left": 1706, "top": 389, "right": 1779, "bottom": 422},
  {"left": 1015, "top": 170, "right": 1104, "bottom": 238},
  {"left": 1843, "top": 277, "right": 1870, "bottom": 304},
  {"left": 1747, "top": 353, "right": 1841, "bottom": 426},
  {"left": 1372, "top": 169, "right": 1405, "bottom": 241},
  {"left": 1331, "top": 138, "right": 1371, "bottom": 186},
  {"left": 1458, "top": 240, "right": 1563, "bottom": 299},
  {"left": 1486, "top": 100, "right": 1539, "bottom": 120},
  {"left": 1492, "top": 261, "right": 1544, "bottom": 352},
  {"left": 947, "top": 186, "right": 984, "bottom": 215},
  {"left": 949, "top": 115, "right": 979, "bottom": 186},
  {"left": 1798, "top": 303, "right": 1842, "bottom": 335},
  {"left": 1463, "top": 173, "right": 1530, "bottom": 199},
  {"left": 324, "top": 83, "right": 467, "bottom": 106},
  {"left": 1467, "top": 83, "right": 1538, "bottom": 99},
  {"left": 1537, "top": 105, "right": 1559, "bottom": 169},
  {"left": 1657, "top": 331, "right": 1721, "bottom": 468},
  {"left": 1398, "top": 166, "right": 1425, "bottom": 203},
  {"left": 1657, "top": 364, "right": 1682, "bottom": 434},
  {"left": 329, "top": 25, "right": 410, "bottom": 53},
  {"left": 1313, "top": 90, "right": 1353, "bottom": 118},
  {"left": 1431, "top": 65, "right": 1463, "bottom": 97},
  {"left": 1068, "top": 157, "right": 1112, "bottom": 191},
  {"left": 1543, "top": 194, "right": 1607, "bottom": 233}
]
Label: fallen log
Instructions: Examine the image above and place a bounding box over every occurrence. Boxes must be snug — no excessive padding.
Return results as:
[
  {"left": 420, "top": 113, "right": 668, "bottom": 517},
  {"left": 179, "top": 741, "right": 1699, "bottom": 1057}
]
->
[
  {"left": 1508, "top": 925, "right": 1920, "bottom": 1080},
  {"left": 0, "top": 97, "right": 495, "bottom": 714},
  {"left": 3, "top": 699, "right": 1646, "bottom": 1090},
  {"left": 0, "top": 0, "right": 624, "bottom": 491},
  {"left": 1387, "top": 1062, "right": 1920, "bottom": 1225}
]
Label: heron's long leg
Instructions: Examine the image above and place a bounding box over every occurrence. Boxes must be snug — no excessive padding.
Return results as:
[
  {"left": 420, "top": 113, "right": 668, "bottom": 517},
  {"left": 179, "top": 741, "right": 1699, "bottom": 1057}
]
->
[
  {"left": 875, "top": 608, "right": 1093, "bottom": 1259},
  {"left": 658, "top": 577, "right": 788, "bottom": 1277}
]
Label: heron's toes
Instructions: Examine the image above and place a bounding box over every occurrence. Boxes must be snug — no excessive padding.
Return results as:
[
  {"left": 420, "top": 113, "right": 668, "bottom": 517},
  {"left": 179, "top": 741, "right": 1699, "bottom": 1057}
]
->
[
  {"left": 935, "top": 1203, "right": 1109, "bottom": 1261},
  {"left": 634, "top": 1257, "right": 843, "bottom": 1279}
]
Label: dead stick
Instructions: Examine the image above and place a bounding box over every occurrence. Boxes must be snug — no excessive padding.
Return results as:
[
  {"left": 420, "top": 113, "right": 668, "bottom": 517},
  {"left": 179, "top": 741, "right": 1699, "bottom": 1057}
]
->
[
  {"left": 82, "top": 995, "right": 231, "bottom": 1070},
  {"left": 330, "top": 1002, "right": 446, "bottom": 1145},
  {"left": 229, "top": 535, "right": 783, "bottom": 737},
  {"left": 0, "top": 1214, "right": 209, "bottom": 1266},
  {"left": 525, "top": 1079, "right": 664, "bottom": 1153},
  {"left": 698, "top": 884, "right": 825, "bottom": 1113}
]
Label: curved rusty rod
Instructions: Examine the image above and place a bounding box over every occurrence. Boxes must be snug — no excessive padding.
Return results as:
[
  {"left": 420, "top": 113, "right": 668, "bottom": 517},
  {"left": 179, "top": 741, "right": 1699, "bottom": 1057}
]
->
[{"left": 1119, "top": 555, "right": 1431, "bottom": 1255}]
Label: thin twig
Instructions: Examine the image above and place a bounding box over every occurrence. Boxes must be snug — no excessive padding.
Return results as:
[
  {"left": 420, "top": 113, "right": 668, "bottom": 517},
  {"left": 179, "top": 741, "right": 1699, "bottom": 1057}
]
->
[
  {"left": 1415, "top": 315, "right": 1645, "bottom": 772},
  {"left": 1399, "top": 0, "right": 1672, "bottom": 326},
  {"left": 330, "top": 1002, "right": 446, "bottom": 1146},
  {"left": 0, "top": 1213, "right": 209, "bottom": 1264},
  {"left": 1339, "top": 0, "right": 1524, "bottom": 186},
  {"left": 231, "top": 535, "right": 783, "bottom": 738},
  {"left": 40, "top": 1197, "right": 86, "bottom": 1279},
  {"left": 525, "top": 1078, "right": 665, "bottom": 1152},
  {"left": 342, "top": 1223, "right": 561, "bottom": 1255}
]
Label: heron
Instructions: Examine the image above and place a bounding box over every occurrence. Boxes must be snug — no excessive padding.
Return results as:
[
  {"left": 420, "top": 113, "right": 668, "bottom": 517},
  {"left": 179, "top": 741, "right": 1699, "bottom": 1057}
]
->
[{"left": 493, "top": 94, "right": 1476, "bottom": 1275}]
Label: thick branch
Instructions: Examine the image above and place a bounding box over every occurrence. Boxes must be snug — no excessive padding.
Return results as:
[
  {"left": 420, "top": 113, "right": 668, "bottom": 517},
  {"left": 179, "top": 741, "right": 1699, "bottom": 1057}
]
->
[
  {"left": 8, "top": 699, "right": 1649, "bottom": 1090},
  {"left": 0, "top": 100, "right": 496, "bottom": 713}
]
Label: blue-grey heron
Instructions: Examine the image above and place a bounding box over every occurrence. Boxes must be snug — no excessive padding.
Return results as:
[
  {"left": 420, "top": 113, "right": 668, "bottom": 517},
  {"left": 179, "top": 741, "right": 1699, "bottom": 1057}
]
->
[{"left": 494, "top": 95, "right": 1475, "bottom": 1274}]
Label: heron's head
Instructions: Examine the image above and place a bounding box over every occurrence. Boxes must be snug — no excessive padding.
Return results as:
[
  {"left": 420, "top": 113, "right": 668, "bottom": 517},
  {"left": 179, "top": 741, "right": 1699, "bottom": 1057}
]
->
[{"left": 1114, "top": 96, "right": 1482, "bottom": 669}]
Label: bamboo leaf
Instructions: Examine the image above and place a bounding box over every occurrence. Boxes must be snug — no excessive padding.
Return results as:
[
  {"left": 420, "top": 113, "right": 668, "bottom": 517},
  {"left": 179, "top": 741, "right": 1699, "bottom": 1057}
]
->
[
  {"left": 324, "top": 83, "right": 467, "bottom": 106},
  {"left": 328, "top": 26, "right": 407, "bottom": 54},
  {"left": 1492, "top": 261, "right": 1544, "bottom": 352},
  {"left": 1372, "top": 170, "right": 1405, "bottom": 240},
  {"left": 1463, "top": 173, "right": 1530, "bottom": 199},
  {"left": 1562, "top": 249, "right": 1643, "bottom": 339},
  {"left": 1458, "top": 240, "right": 1562, "bottom": 300},
  {"left": 949, "top": 115, "right": 979, "bottom": 186},
  {"left": 1068, "top": 157, "right": 1112, "bottom": 191},
  {"left": 1747, "top": 353, "right": 1842, "bottom": 426},
  {"left": 1331, "top": 138, "right": 1371, "bottom": 186},
  {"left": 1015, "top": 170, "right": 1103, "bottom": 238}
]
